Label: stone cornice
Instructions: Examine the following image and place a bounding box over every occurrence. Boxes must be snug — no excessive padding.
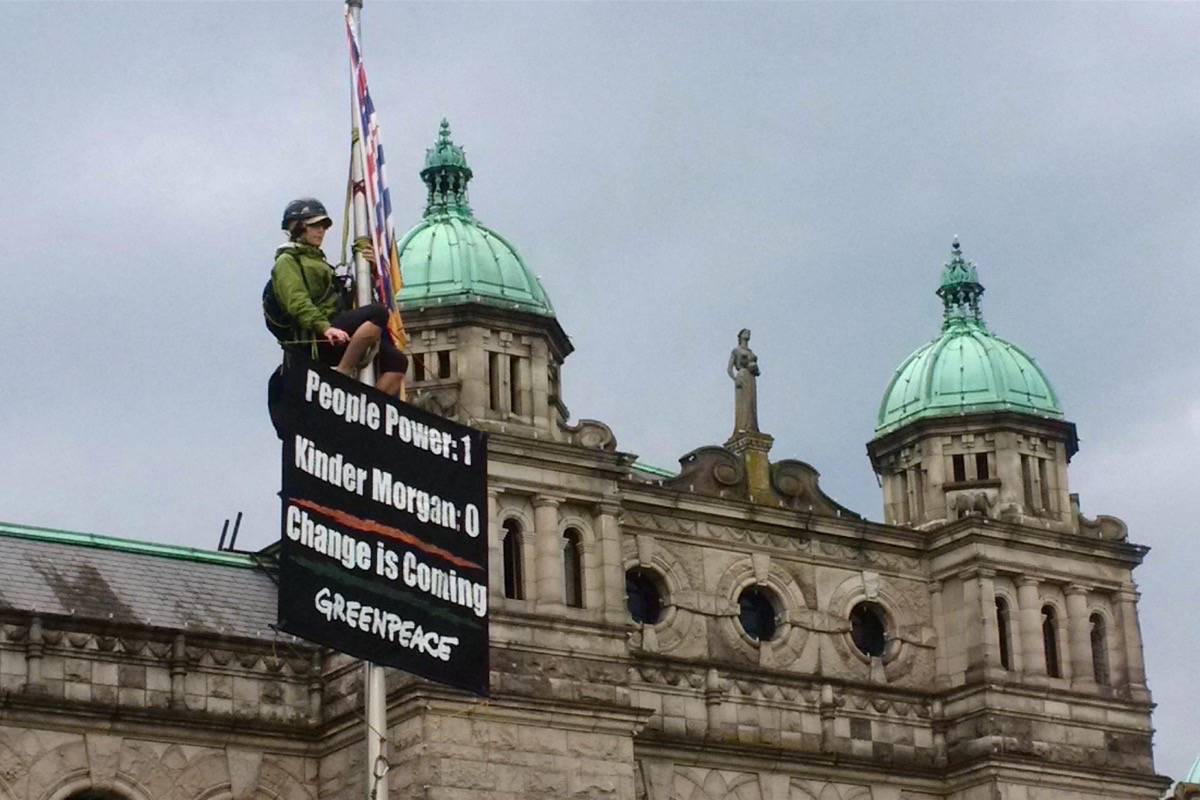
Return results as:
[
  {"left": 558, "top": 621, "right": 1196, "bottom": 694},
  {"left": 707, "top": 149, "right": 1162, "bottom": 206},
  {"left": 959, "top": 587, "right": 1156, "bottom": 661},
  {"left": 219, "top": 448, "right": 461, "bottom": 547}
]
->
[
  {"left": 866, "top": 410, "right": 1080, "bottom": 464},
  {"left": 488, "top": 437, "right": 635, "bottom": 480},
  {"left": 0, "top": 611, "right": 318, "bottom": 669},
  {"left": 401, "top": 303, "right": 574, "bottom": 362},
  {"left": 621, "top": 492, "right": 922, "bottom": 547},
  {"left": 620, "top": 504, "right": 928, "bottom": 578},
  {"left": 925, "top": 517, "right": 1149, "bottom": 568},
  {"left": 0, "top": 691, "right": 318, "bottom": 743}
]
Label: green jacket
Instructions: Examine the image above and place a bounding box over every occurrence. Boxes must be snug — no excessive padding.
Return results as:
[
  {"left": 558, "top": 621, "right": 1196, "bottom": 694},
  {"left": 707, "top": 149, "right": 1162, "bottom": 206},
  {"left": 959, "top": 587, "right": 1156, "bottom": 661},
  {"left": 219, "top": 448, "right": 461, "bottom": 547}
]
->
[{"left": 271, "top": 243, "right": 339, "bottom": 335}]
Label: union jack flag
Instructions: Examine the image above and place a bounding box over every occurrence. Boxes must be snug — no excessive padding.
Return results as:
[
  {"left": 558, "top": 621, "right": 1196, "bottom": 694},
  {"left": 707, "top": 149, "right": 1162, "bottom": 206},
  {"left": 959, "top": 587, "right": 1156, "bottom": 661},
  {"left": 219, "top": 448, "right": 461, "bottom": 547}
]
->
[{"left": 345, "top": 11, "right": 407, "bottom": 349}]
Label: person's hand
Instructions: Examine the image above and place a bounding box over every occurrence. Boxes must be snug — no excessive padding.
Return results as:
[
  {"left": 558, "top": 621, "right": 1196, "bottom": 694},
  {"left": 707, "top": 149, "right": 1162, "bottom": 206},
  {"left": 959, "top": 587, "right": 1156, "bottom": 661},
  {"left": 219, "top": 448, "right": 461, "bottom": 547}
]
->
[
  {"left": 359, "top": 242, "right": 377, "bottom": 266},
  {"left": 324, "top": 327, "right": 350, "bottom": 345}
]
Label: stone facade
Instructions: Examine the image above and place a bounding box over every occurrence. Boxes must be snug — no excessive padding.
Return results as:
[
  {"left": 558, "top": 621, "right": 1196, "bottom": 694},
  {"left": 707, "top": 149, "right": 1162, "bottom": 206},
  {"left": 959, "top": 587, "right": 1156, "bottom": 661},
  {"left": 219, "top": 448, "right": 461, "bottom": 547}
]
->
[
  {"left": 0, "top": 308, "right": 1170, "bottom": 800},
  {"left": 0, "top": 135, "right": 1172, "bottom": 799}
]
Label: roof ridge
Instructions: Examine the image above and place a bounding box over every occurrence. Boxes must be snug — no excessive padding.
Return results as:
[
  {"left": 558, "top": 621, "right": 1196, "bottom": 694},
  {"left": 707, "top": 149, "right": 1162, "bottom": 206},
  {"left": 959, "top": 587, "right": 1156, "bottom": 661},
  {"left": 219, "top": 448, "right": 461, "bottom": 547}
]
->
[{"left": 0, "top": 520, "right": 257, "bottom": 569}]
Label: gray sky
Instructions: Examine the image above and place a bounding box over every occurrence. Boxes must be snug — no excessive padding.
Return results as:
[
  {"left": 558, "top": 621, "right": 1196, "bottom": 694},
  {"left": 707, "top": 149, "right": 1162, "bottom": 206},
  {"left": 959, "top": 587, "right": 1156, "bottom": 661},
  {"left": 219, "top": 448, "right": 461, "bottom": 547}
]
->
[{"left": 1, "top": 0, "right": 1196, "bottom": 785}]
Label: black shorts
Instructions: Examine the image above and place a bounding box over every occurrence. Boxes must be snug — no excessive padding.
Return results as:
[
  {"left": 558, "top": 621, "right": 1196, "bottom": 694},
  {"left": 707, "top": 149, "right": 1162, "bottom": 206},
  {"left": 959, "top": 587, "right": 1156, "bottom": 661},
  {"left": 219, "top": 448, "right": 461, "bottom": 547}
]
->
[{"left": 316, "top": 303, "right": 409, "bottom": 374}]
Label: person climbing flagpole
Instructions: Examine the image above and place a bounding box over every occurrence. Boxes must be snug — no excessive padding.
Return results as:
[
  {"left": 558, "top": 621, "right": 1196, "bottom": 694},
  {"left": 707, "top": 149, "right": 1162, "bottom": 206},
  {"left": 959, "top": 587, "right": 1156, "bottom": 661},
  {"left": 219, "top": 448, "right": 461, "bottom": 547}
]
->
[{"left": 344, "top": 3, "right": 393, "bottom": 797}]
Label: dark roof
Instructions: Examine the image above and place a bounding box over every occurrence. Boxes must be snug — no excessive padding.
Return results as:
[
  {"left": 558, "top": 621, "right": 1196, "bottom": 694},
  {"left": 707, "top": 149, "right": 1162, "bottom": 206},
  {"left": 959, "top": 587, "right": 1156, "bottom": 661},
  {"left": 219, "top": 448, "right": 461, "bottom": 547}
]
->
[{"left": 0, "top": 521, "right": 280, "bottom": 640}]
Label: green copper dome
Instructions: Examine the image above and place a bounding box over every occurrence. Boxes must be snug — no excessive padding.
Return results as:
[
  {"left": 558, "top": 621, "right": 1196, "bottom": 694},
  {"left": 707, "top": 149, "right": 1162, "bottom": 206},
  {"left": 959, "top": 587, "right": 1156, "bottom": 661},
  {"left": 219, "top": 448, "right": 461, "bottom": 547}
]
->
[
  {"left": 1185, "top": 755, "right": 1200, "bottom": 784},
  {"left": 875, "top": 240, "right": 1064, "bottom": 435},
  {"left": 397, "top": 120, "right": 555, "bottom": 317}
]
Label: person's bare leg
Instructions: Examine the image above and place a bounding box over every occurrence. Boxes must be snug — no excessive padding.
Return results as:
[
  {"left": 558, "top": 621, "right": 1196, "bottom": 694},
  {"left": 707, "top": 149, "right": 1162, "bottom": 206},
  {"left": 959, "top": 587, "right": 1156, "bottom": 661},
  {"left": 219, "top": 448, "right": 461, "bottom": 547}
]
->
[
  {"left": 335, "top": 322, "right": 381, "bottom": 376},
  {"left": 377, "top": 371, "right": 405, "bottom": 399}
]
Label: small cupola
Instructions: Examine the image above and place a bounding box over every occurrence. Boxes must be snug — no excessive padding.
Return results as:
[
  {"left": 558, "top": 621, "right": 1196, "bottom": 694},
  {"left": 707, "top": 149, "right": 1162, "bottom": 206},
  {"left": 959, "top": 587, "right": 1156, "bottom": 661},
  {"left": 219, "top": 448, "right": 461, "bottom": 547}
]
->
[
  {"left": 396, "top": 121, "right": 575, "bottom": 440},
  {"left": 421, "top": 118, "right": 473, "bottom": 217},
  {"left": 867, "top": 240, "right": 1078, "bottom": 531}
]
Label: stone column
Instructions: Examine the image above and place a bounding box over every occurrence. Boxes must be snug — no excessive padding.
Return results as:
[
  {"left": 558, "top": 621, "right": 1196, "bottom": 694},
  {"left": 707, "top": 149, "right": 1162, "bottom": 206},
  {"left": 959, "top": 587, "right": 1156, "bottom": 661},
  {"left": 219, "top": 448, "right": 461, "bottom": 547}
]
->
[
  {"left": 457, "top": 328, "right": 489, "bottom": 421},
  {"left": 930, "top": 700, "right": 948, "bottom": 767},
  {"left": 1053, "top": 451, "right": 1072, "bottom": 525},
  {"left": 534, "top": 495, "right": 564, "bottom": 612},
  {"left": 983, "top": 570, "right": 1001, "bottom": 668},
  {"left": 994, "top": 431, "right": 1022, "bottom": 513},
  {"left": 496, "top": 351, "right": 512, "bottom": 416},
  {"left": 925, "top": 439, "right": 948, "bottom": 522},
  {"left": 25, "top": 616, "right": 43, "bottom": 690},
  {"left": 581, "top": 537, "right": 602, "bottom": 612},
  {"left": 170, "top": 633, "right": 187, "bottom": 708},
  {"left": 595, "top": 501, "right": 626, "bottom": 624},
  {"left": 960, "top": 570, "right": 982, "bottom": 676},
  {"left": 819, "top": 683, "right": 838, "bottom": 754},
  {"left": 960, "top": 568, "right": 999, "bottom": 678},
  {"left": 307, "top": 650, "right": 322, "bottom": 722},
  {"left": 704, "top": 668, "right": 725, "bottom": 739},
  {"left": 1016, "top": 576, "right": 1046, "bottom": 678},
  {"left": 929, "top": 581, "right": 948, "bottom": 687},
  {"left": 1116, "top": 587, "right": 1149, "bottom": 699},
  {"left": 487, "top": 489, "right": 503, "bottom": 602},
  {"left": 530, "top": 340, "right": 551, "bottom": 432},
  {"left": 955, "top": 568, "right": 993, "bottom": 681},
  {"left": 515, "top": 350, "right": 533, "bottom": 419},
  {"left": 1065, "top": 584, "right": 1094, "bottom": 689}
]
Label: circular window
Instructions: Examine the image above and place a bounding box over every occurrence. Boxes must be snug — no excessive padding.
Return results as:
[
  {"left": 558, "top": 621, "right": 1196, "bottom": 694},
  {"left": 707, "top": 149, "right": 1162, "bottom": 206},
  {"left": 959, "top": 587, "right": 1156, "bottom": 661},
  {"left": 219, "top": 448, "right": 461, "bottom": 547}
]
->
[
  {"left": 737, "top": 585, "right": 779, "bottom": 642},
  {"left": 850, "top": 601, "right": 888, "bottom": 657},
  {"left": 626, "top": 567, "right": 665, "bottom": 625}
]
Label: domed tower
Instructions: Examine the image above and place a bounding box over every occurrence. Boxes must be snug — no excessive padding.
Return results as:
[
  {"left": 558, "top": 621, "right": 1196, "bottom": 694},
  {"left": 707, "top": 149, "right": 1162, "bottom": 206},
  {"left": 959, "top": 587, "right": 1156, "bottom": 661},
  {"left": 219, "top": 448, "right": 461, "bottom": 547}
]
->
[
  {"left": 397, "top": 120, "right": 573, "bottom": 437},
  {"left": 867, "top": 240, "right": 1078, "bottom": 531}
]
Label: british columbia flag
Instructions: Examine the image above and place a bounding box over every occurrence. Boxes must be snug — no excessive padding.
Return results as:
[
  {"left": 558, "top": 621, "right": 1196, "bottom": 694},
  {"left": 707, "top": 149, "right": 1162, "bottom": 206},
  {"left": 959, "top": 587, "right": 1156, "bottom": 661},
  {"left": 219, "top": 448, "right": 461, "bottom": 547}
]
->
[{"left": 345, "top": 11, "right": 407, "bottom": 349}]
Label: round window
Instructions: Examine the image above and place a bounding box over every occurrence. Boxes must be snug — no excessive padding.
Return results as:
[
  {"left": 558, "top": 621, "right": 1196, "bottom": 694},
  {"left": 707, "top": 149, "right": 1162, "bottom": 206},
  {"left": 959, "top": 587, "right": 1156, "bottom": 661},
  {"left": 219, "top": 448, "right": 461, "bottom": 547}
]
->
[
  {"left": 737, "top": 585, "right": 779, "bottom": 642},
  {"left": 850, "top": 601, "right": 888, "bottom": 657},
  {"left": 625, "top": 567, "right": 665, "bottom": 625}
]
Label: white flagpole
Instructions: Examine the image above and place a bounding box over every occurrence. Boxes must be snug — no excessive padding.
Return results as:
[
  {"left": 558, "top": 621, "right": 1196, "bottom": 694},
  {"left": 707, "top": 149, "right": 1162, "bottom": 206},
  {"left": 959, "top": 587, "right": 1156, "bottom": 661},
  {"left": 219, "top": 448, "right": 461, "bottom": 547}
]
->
[
  {"left": 347, "top": 0, "right": 377, "bottom": 388},
  {"left": 345, "top": 4, "right": 388, "bottom": 797}
]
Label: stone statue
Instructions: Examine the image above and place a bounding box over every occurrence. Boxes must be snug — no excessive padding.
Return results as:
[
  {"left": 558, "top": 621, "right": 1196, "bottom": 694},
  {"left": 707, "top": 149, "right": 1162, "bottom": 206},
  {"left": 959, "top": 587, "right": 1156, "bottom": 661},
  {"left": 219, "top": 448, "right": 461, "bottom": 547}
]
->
[{"left": 727, "top": 328, "right": 760, "bottom": 433}]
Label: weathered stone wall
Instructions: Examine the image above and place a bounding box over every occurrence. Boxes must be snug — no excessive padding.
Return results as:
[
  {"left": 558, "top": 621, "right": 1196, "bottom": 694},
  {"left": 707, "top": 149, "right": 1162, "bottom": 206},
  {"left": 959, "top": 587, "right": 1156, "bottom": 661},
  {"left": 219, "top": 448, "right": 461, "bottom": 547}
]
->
[
  {"left": 0, "top": 618, "right": 317, "bottom": 724},
  {"left": 0, "top": 431, "right": 1169, "bottom": 800},
  {"left": 0, "top": 726, "right": 315, "bottom": 800},
  {"left": 0, "top": 615, "right": 319, "bottom": 800}
]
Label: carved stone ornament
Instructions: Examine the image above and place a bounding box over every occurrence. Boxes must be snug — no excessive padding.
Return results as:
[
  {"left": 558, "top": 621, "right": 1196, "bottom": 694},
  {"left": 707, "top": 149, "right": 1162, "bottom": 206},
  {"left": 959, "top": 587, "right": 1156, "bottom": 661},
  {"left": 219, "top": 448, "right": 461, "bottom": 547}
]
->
[
  {"left": 559, "top": 418, "right": 617, "bottom": 451},
  {"left": 1078, "top": 512, "right": 1128, "bottom": 541},
  {"left": 948, "top": 488, "right": 995, "bottom": 519},
  {"left": 409, "top": 386, "right": 460, "bottom": 421},
  {"left": 714, "top": 557, "right": 810, "bottom": 669},
  {"left": 664, "top": 446, "right": 746, "bottom": 496},
  {"left": 621, "top": 536, "right": 700, "bottom": 656},
  {"left": 824, "top": 572, "right": 934, "bottom": 685},
  {"left": 771, "top": 460, "right": 860, "bottom": 518}
]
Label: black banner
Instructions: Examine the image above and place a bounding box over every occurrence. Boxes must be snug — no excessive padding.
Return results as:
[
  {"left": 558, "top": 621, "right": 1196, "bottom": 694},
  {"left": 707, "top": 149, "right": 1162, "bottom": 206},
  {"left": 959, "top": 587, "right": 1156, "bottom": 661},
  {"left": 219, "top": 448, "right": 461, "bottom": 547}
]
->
[{"left": 275, "top": 362, "right": 488, "bottom": 695}]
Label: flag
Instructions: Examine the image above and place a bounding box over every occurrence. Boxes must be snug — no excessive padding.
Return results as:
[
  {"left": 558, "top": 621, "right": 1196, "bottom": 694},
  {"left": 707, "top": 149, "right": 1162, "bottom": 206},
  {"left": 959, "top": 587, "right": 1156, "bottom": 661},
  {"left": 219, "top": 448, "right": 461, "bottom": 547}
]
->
[{"left": 345, "top": 11, "right": 407, "bottom": 350}]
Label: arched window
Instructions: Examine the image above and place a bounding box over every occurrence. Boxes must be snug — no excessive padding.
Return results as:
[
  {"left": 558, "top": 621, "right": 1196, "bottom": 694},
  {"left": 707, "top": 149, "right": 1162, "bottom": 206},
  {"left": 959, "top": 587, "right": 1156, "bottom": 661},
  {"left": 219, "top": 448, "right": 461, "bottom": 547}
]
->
[
  {"left": 1042, "top": 605, "right": 1061, "bottom": 678},
  {"left": 501, "top": 519, "right": 524, "bottom": 600},
  {"left": 562, "top": 528, "right": 584, "bottom": 608},
  {"left": 66, "top": 791, "right": 128, "bottom": 800},
  {"left": 995, "top": 596, "right": 1012, "bottom": 670},
  {"left": 1090, "top": 613, "right": 1110, "bottom": 685}
]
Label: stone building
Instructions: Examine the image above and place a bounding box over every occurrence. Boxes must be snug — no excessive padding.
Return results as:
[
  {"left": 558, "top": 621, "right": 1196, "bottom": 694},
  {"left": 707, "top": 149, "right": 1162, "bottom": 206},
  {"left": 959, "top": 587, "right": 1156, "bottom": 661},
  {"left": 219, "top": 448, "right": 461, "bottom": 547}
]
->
[
  {"left": 0, "top": 123, "right": 1171, "bottom": 800},
  {"left": 1175, "top": 760, "right": 1200, "bottom": 800}
]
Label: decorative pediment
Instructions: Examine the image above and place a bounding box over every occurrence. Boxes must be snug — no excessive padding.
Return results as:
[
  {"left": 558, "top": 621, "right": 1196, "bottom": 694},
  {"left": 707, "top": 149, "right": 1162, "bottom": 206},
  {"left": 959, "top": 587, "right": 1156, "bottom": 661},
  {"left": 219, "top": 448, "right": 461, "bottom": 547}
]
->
[
  {"left": 1078, "top": 512, "right": 1128, "bottom": 541},
  {"left": 664, "top": 446, "right": 744, "bottom": 497},
  {"left": 662, "top": 446, "right": 859, "bottom": 519},
  {"left": 559, "top": 418, "right": 617, "bottom": 451}
]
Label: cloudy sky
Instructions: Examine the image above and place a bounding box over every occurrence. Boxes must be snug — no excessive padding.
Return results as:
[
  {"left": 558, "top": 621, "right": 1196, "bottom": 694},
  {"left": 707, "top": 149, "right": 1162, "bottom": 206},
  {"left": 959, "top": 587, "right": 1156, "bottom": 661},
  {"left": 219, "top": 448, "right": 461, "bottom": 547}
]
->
[{"left": 1, "top": 0, "right": 1197, "bottom": 784}]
